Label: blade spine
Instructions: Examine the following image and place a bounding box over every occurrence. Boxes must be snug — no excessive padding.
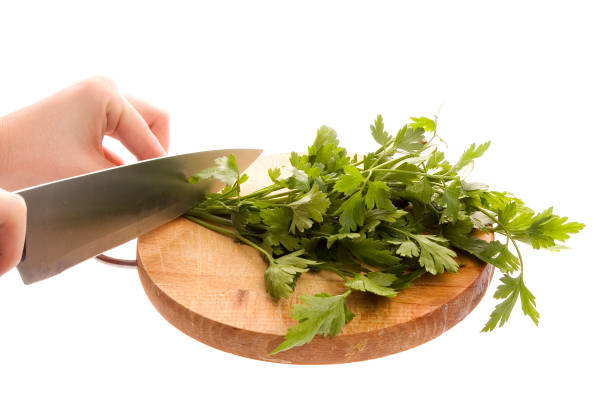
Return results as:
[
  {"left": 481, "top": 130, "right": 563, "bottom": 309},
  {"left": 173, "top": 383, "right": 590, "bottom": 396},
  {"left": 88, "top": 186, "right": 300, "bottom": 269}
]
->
[{"left": 14, "top": 148, "right": 263, "bottom": 195}]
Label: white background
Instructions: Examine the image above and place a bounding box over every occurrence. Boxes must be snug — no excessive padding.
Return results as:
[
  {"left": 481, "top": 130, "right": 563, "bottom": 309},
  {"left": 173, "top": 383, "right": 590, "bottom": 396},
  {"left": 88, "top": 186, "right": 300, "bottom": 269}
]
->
[{"left": 0, "top": 1, "right": 609, "bottom": 406}]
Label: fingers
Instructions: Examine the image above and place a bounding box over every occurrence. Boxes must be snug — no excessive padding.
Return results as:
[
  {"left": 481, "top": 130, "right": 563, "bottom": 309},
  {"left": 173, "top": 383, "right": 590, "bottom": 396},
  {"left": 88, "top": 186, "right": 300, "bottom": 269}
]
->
[
  {"left": 76, "top": 77, "right": 169, "bottom": 162},
  {"left": 0, "top": 189, "right": 27, "bottom": 276},
  {"left": 102, "top": 146, "right": 125, "bottom": 166},
  {"left": 105, "top": 95, "right": 167, "bottom": 161},
  {"left": 125, "top": 96, "right": 170, "bottom": 152}
]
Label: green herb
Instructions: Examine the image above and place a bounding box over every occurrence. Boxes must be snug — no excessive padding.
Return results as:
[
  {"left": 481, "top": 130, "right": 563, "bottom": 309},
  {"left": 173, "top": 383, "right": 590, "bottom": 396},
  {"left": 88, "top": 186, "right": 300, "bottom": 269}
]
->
[{"left": 186, "top": 114, "right": 584, "bottom": 353}]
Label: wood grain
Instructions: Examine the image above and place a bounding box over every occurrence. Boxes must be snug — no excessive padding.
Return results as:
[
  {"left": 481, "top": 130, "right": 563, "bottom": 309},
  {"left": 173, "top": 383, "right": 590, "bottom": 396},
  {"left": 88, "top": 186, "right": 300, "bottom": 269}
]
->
[{"left": 136, "top": 154, "right": 494, "bottom": 364}]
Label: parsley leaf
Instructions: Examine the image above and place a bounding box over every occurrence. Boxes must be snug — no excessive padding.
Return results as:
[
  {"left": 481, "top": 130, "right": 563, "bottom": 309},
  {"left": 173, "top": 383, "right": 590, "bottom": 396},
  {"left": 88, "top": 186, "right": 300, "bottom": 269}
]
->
[
  {"left": 365, "top": 181, "right": 394, "bottom": 210},
  {"left": 345, "top": 272, "right": 398, "bottom": 297},
  {"left": 440, "top": 181, "right": 462, "bottom": 222},
  {"left": 271, "top": 290, "right": 354, "bottom": 354},
  {"left": 395, "top": 125, "right": 426, "bottom": 153},
  {"left": 501, "top": 205, "right": 585, "bottom": 249},
  {"left": 482, "top": 274, "right": 539, "bottom": 331},
  {"left": 370, "top": 114, "right": 390, "bottom": 146},
  {"left": 344, "top": 238, "right": 400, "bottom": 267},
  {"left": 426, "top": 150, "right": 445, "bottom": 170},
  {"left": 444, "top": 220, "right": 520, "bottom": 272},
  {"left": 410, "top": 116, "right": 437, "bottom": 132},
  {"left": 452, "top": 141, "right": 491, "bottom": 173},
  {"left": 189, "top": 154, "right": 239, "bottom": 185},
  {"left": 404, "top": 178, "right": 434, "bottom": 204},
  {"left": 336, "top": 192, "right": 366, "bottom": 233},
  {"left": 363, "top": 209, "right": 407, "bottom": 232},
  {"left": 288, "top": 168, "right": 310, "bottom": 192},
  {"left": 333, "top": 166, "right": 365, "bottom": 194},
  {"left": 309, "top": 126, "right": 339, "bottom": 155},
  {"left": 261, "top": 207, "right": 300, "bottom": 250},
  {"left": 481, "top": 274, "right": 520, "bottom": 331},
  {"left": 264, "top": 250, "right": 320, "bottom": 299},
  {"left": 288, "top": 184, "right": 331, "bottom": 233},
  {"left": 410, "top": 234, "right": 459, "bottom": 275},
  {"left": 389, "top": 239, "right": 419, "bottom": 258},
  {"left": 325, "top": 233, "right": 361, "bottom": 248}
]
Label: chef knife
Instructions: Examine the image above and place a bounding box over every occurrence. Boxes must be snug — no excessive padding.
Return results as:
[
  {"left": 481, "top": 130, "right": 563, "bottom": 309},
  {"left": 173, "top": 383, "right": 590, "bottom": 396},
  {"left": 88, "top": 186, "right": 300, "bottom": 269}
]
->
[{"left": 15, "top": 148, "right": 262, "bottom": 284}]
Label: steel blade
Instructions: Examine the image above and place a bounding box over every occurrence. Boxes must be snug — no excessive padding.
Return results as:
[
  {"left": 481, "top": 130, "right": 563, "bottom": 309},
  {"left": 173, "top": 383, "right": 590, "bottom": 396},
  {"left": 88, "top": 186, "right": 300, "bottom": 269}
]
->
[{"left": 15, "top": 149, "right": 262, "bottom": 284}]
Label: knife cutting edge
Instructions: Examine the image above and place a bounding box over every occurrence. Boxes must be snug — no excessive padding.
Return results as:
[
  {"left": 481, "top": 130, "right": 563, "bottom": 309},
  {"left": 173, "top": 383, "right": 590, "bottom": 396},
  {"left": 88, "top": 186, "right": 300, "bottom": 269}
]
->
[{"left": 15, "top": 148, "right": 263, "bottom": 284}]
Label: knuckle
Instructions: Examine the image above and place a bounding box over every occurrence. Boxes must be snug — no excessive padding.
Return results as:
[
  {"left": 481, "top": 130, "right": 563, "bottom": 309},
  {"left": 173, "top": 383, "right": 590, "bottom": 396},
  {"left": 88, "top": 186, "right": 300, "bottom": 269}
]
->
[
  {"left": 157, "top": 109, "right": 170, "bottom": 125},
  {"left": 88, "top": 75, "right": 117, "bottom": 89},
  {"left": 78, "top": 76, "right": 118, "bottom": 97}
]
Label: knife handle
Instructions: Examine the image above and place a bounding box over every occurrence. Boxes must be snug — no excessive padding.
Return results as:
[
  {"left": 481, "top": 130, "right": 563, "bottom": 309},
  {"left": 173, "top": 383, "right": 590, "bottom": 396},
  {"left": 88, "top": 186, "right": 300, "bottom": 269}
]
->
[{"left": 95, "top": 254, "right": 137, "bottom": 268}]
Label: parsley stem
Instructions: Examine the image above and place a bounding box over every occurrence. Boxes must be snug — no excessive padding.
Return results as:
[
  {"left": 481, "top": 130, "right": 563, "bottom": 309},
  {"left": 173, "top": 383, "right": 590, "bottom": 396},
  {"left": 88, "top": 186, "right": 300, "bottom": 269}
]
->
[
  {"left": 370, "top": 154, "right": 409, "bottom": 170},
  {"left": 254, "top": 202, "right": 286, "bottom": 207},
  {"left": 384, "top": 225, "right": 410, "bottom": 237},
  {"left": 426, "top": 119, "right": 438, "bottom": 145},
  {"left": 263, "top": 191, "right": 292, "bottom": 199},
  {"left": 315, "top": 263, "right": 356, "bottom": 281},
  {"left": 358, "top": 171, "right": 373, "bottom": 194},
  {"left": 477, "top": 207, "right": 525, "bottom": 273},
  {"left": 370, "top": 168, "right": 456, "bottom": 180},
  {"left": 238, "top": 184, "right": 284, "bottom": 200},
  {"left": 198, "top": 205, "right": 233, "bottom": 214},
  {"left": 186, "top": 210, "right": 232, "bottom": 226},
  {"left": 369, "top": 140, "right": 395, "bottom": 168},
  {"left": 184, "top": 215, "right": 273, "bottom": 262}
]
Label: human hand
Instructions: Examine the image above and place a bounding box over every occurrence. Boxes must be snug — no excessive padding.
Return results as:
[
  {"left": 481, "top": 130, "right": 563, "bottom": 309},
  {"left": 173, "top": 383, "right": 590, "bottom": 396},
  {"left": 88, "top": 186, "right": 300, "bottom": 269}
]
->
[
  {"left": 0, "top": 76, "right": 170, "bottom": 191},
  {"left": 0, "top": 188, "right": 26, "bottom": 276}
]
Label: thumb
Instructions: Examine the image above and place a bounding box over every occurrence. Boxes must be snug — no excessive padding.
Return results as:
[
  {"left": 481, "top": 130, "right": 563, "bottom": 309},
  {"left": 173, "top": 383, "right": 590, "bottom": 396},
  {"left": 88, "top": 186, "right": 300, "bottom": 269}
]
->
[{"left": 0, "top": 189, "right": 27, "bottom": 276}]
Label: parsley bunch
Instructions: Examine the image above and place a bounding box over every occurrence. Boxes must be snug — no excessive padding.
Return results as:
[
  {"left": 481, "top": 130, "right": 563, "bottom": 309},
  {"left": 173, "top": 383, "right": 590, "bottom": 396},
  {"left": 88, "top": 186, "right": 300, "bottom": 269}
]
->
[{"left": 185, "top": 115, "right": 584, "bottom": 354}]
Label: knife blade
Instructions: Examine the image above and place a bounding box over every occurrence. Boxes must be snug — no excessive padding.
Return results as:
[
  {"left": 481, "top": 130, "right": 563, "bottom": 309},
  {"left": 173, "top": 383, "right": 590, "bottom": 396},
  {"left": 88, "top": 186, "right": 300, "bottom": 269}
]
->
[{"left": 15, "top": 148, "right": 262, "bottom": 284}]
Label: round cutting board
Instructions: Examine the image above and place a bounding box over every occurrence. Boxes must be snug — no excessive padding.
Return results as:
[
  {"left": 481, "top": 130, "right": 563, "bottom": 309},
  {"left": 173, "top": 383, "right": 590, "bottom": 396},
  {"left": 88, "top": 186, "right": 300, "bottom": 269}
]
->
[{"left": 136, "top": 154, "right": 494, "bottom": 364}]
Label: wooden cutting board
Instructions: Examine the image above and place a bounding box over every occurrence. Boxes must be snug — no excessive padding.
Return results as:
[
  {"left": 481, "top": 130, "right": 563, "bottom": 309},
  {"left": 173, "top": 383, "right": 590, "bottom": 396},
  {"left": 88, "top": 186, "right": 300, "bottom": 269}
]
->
[{"left": 136, "top": 154, "right": 494, "bottom": 364}]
